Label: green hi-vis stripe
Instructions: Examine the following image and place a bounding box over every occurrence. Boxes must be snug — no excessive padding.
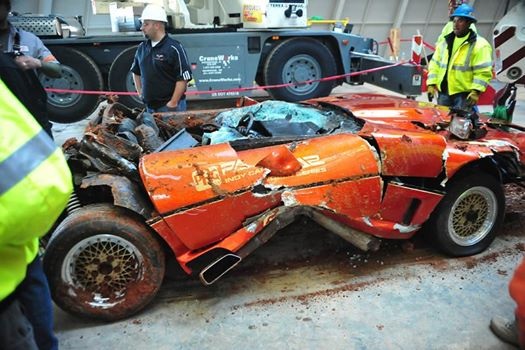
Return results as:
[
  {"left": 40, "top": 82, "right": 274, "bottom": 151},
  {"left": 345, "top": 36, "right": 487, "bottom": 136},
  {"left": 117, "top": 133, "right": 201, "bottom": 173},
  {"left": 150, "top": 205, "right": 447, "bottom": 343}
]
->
[{"left": 0, "top": 130, "right": 57, "bottom": 196}]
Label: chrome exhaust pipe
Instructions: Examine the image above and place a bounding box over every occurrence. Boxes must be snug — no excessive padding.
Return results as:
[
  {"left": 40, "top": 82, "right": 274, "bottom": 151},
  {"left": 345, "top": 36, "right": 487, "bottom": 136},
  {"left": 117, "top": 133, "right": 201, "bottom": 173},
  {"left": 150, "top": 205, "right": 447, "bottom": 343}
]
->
[{"left": 199, "top": 253, "right": 242, "bottom": 286}]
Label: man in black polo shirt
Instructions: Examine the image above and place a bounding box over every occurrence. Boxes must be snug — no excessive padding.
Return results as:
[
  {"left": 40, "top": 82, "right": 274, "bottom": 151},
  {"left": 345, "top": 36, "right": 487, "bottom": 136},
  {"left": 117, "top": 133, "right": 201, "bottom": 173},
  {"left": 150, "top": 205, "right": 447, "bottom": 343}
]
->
[{"left": 131, "top": 4, "right": 192, "bottom": 112}]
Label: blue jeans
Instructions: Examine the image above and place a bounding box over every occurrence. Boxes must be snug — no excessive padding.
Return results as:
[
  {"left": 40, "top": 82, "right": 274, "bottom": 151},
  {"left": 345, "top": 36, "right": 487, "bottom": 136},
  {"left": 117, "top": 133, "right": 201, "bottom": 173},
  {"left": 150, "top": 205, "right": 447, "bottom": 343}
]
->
[
  {"left": 438, "top": 92, "right": 479, "bottom": 112},
  {"left": 146, "top": 99, "right": 187, "bottom": 113},
  {"left": 17, "top": 257, "right": 58, "bottom": 350}
]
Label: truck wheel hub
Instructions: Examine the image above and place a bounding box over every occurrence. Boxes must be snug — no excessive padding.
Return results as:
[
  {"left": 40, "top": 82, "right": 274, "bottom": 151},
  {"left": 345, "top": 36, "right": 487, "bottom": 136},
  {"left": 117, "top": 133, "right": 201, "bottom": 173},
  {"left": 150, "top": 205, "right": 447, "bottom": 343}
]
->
[
  {"left": 282, "top": 54, "right": 321, "bottom": 94},
  {"left": 292, "top": 65, "right": 311, "bottom": 82}
]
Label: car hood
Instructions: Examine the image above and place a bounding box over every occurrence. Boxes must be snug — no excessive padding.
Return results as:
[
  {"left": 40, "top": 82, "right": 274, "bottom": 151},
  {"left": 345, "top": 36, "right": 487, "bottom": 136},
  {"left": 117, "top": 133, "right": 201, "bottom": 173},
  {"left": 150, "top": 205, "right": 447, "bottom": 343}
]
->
[{"left": 307, "top": 93, "right": 451, "bottom": 129}]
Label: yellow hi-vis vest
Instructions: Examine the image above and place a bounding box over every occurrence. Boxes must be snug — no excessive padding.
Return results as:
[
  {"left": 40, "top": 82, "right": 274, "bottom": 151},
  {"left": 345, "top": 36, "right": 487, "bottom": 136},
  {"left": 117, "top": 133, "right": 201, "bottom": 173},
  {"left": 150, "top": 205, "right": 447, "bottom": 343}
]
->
[
  {"left": 0, "top": 79, "right": 72, "bottom": 301},
  {"left": 427, "top": 31, "right": 493, "bottom": 95}
]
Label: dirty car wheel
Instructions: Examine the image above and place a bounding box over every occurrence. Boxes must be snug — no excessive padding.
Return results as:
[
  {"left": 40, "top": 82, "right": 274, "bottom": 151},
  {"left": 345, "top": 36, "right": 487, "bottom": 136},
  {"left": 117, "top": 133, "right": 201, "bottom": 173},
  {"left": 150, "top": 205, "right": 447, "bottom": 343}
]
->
[
  {"left": 43, "top": 204, "right": 165, "bottom": 321},
  {"left": 428, "top": 173, "right": 504, "bottom": 256}
]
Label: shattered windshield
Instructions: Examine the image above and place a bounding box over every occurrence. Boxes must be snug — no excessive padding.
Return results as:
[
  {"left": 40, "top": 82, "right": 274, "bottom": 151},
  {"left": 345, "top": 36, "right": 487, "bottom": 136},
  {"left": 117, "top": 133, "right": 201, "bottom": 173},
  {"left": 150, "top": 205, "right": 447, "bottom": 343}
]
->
[{"left": 203, "top": 100, "right": 363, "bottom": 145}]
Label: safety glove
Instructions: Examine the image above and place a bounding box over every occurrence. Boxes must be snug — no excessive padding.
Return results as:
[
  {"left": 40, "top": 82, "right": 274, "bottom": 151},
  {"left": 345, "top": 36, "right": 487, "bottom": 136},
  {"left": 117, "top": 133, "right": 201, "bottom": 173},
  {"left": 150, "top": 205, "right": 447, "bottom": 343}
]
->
[
  {"left": 427, "top": 85, "right": 437, "bottom": 102},
  {"left": 467, "top": 90, "right": 480, "bottom": 106}
]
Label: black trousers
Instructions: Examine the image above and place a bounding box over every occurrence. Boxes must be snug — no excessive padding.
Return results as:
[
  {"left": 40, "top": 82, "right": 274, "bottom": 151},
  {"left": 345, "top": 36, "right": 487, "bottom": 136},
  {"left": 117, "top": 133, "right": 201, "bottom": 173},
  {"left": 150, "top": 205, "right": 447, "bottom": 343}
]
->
[{"left": 0, "top": 299, "right": 38, "bottom": 350}]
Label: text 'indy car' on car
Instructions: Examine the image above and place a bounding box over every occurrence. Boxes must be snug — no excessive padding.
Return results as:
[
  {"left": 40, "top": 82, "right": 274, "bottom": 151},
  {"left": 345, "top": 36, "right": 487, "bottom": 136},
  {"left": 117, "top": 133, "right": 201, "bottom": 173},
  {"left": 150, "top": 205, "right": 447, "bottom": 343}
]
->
[{"left": 43, "top": 93, "right": 525, "bottom": 320}]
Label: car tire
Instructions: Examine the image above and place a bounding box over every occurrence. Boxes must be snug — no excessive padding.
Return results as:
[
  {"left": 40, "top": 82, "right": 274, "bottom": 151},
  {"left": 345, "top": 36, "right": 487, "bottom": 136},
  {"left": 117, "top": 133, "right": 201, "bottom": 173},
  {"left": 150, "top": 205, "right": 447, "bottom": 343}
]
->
[
  {"left": 108, "top": 46, "right": 144, "bottom": 109},
  {"left": 41, "top": 47, "right": 103, "bottom": 123},
  {"left": 43, "top": 204, "right": 165, "bottom": 321},
  {"left": 428, "top": 173, "right": 505, "bottom": 257},
  {"left": 263, "top": 38, "right": 336, "bottom": 101}
]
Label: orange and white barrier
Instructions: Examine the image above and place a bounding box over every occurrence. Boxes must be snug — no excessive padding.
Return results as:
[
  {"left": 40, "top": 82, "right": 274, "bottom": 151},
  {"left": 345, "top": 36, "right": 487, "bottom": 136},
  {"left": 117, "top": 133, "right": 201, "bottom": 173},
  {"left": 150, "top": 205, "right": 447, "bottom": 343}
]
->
[{"left": 411, "top": 34, "right": 423, "bottom": 65}]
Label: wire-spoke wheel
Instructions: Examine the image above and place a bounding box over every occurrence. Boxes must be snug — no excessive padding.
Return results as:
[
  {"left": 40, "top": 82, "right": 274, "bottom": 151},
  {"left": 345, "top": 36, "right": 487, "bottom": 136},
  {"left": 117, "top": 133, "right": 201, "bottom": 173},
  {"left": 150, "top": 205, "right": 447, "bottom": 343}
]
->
[
  {"left": 62, "top": 234, "right": 144, "bottom": 308},
  {"left": 427, "top": 173, "right": 504, "bottom": 256},
  {"left": 448, "top": 187, "right": 497, "bottom": 246},
  {"left": 44, "top": 204, "right": 165, "bottom": 321}
]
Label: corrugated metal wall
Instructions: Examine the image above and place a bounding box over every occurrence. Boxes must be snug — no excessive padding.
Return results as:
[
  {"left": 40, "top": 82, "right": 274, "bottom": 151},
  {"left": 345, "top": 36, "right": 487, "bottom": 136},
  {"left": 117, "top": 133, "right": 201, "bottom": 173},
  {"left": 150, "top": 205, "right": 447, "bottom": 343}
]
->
[
  {"left": 11, "top": 0, "right": 520, "bottom": 58},
  {"left": 308, "top": 0, "right": 520, "bottom": 57}
]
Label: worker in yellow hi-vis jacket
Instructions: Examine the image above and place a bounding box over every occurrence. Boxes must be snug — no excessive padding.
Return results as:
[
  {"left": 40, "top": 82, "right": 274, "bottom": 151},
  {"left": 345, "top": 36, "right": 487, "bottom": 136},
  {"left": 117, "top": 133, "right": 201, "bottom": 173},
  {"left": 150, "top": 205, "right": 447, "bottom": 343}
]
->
[
  {"left": 0, "top": 77, "right": 72, "bottom": 349},
  {"left": 426, "top": 4, "right": 493, "bottom": 109}
]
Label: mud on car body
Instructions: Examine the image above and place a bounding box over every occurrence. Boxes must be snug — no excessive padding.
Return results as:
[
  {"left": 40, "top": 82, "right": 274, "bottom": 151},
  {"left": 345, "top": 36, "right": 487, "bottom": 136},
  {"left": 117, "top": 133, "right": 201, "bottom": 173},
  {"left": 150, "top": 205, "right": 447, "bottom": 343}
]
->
[{"left": 43, "top": 93, "right": 525, "bottom": 321}]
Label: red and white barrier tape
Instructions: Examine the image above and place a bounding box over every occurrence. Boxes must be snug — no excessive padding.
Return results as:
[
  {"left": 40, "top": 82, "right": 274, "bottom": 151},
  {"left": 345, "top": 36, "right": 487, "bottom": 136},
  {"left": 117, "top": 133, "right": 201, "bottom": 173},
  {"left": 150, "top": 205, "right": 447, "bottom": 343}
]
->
[{"left": 378, "top": 38, "right": 435, "bottom": 52}]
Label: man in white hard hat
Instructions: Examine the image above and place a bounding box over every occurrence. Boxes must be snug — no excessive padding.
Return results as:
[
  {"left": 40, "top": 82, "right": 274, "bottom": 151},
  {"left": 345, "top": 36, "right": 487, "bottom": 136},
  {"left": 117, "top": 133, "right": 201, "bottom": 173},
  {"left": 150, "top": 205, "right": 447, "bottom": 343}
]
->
[{"left": 131, "top": 4, "right": 192, "bottom": 112}]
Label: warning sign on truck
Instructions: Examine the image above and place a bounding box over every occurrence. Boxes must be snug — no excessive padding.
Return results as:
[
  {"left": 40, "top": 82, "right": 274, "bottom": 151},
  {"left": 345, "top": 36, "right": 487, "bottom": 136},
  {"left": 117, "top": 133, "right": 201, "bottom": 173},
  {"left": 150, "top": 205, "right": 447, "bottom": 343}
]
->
[{"left": 243, "top": 4, "right": 264, "bottom": 23}]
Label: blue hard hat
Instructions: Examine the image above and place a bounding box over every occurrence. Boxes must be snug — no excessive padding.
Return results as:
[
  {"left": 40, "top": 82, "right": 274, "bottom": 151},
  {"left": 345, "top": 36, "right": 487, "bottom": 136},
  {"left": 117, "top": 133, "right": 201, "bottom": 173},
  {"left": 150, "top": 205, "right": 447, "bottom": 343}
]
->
[{"left": 450, "top": 4, "right": 477, "bottom": 23}]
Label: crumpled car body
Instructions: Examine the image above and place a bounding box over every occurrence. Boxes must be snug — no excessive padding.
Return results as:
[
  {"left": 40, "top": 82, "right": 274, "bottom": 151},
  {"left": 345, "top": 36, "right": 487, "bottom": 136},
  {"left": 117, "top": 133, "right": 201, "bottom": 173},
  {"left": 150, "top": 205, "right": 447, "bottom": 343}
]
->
[{"left": 44, "top": 93, "right": 525, "bottom": 321}]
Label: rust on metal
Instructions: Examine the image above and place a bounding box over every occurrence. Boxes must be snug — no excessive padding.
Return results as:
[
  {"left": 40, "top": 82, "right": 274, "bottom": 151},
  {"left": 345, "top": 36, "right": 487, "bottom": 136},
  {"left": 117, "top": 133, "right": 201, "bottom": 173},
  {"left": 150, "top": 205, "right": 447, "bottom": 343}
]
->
[
  {"left": 81, "top": 174, "right": 155, "bottom": 218},
  {"left": 51, "top": 94, "right": 525, "bottom": 320}
]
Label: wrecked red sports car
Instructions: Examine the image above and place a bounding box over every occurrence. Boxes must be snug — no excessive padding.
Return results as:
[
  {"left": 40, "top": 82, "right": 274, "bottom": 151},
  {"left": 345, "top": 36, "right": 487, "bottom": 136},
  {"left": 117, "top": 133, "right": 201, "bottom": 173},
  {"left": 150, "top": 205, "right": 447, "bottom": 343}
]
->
[{"left": 43, "top": 93, "right": 525, "bottom": 321}]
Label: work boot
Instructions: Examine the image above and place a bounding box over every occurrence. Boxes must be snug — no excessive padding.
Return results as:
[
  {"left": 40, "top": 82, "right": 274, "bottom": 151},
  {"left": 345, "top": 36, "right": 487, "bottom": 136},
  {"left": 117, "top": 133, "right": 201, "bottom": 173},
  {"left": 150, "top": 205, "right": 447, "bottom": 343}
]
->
[{"left": 490, "top": 316, "right": 520, "bottom": 347}]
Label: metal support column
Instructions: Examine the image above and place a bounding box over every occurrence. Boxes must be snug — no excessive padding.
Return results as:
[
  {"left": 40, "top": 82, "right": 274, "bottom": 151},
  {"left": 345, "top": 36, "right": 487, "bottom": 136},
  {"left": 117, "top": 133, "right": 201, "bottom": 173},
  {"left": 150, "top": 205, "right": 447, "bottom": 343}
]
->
[
  {"left": 393, "top": 0, "right": 410, "bottom": 29},
  {"left": 331, "top": 0, "right": 345, "bottom": 22}
]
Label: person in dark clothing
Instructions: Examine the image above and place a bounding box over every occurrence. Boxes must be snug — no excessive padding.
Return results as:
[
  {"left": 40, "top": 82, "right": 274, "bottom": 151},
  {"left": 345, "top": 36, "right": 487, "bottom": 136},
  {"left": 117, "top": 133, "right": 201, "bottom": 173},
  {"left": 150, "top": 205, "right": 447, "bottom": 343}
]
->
[
  {"left": 131, "top": 4, "right": 192, "bottom": 113},
  {"left": 0, "top": 0, "right": 61, "bottom": 77},
  {"left": 0, "top": 52, "right": 51, "bottom": 136},
  {"left": 0, "top": 0, "right": 61, "bottom": 136}
]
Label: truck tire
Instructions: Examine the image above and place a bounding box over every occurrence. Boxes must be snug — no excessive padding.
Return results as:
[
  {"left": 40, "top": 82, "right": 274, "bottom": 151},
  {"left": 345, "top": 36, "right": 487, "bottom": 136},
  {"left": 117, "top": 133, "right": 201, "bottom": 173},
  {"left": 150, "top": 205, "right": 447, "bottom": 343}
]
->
[
  {"left": 41, "top": 47, "right": 103, "bottom": 123},
  {"left": 43, "top": 204, "right": 166, "bottom": 321},
  {"left": 109, "top": 46, "right": 144, "bottom": 109},
  {"left": 263, "top": 38, "right": 336, "bottom": 101}
]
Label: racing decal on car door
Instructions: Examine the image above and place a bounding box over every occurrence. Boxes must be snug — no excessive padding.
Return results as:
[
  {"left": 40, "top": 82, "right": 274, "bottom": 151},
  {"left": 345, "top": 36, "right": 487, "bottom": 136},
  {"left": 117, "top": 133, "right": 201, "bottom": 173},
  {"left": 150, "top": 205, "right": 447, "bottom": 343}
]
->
[
  {"left": 191, "top": 165, "right": 222, "bottom": 192},
  {"left": 295, "top": 155, "right": 327, "bottom": 176},
  {"left": 191, "top": 155, "right": 325, "bottom": 192},
  {"left": 191, "top": 160, "right": 266, "bottom": 192}
]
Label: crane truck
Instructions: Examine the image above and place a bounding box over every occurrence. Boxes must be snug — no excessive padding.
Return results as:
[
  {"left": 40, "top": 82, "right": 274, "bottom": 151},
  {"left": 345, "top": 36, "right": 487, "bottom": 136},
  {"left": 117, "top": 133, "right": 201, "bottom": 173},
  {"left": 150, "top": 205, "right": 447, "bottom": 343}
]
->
[
  {"left": 9, "top": 0, "right": 423, "bottom": 123},
  {"left": 492, "top": 0, "right": 525, "bottom": 120}
]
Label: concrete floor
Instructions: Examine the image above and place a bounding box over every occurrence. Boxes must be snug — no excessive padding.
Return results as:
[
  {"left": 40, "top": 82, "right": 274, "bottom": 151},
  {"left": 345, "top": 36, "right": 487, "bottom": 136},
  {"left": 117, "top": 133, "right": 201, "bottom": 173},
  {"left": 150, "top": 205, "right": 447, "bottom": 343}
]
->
[
  {"left": 51, "top": 83, "right": 525, "bottom": 350},
  {"left": 53, "top": 224, "right": 524, "bottom": 350}
]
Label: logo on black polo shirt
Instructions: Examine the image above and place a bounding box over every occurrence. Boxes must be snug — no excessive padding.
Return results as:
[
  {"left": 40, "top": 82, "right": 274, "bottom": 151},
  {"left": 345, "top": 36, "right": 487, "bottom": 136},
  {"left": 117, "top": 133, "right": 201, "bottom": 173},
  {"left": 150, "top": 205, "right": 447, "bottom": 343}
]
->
[{"left": 154, "top": 54, "right": 166, "bottom": 61}]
